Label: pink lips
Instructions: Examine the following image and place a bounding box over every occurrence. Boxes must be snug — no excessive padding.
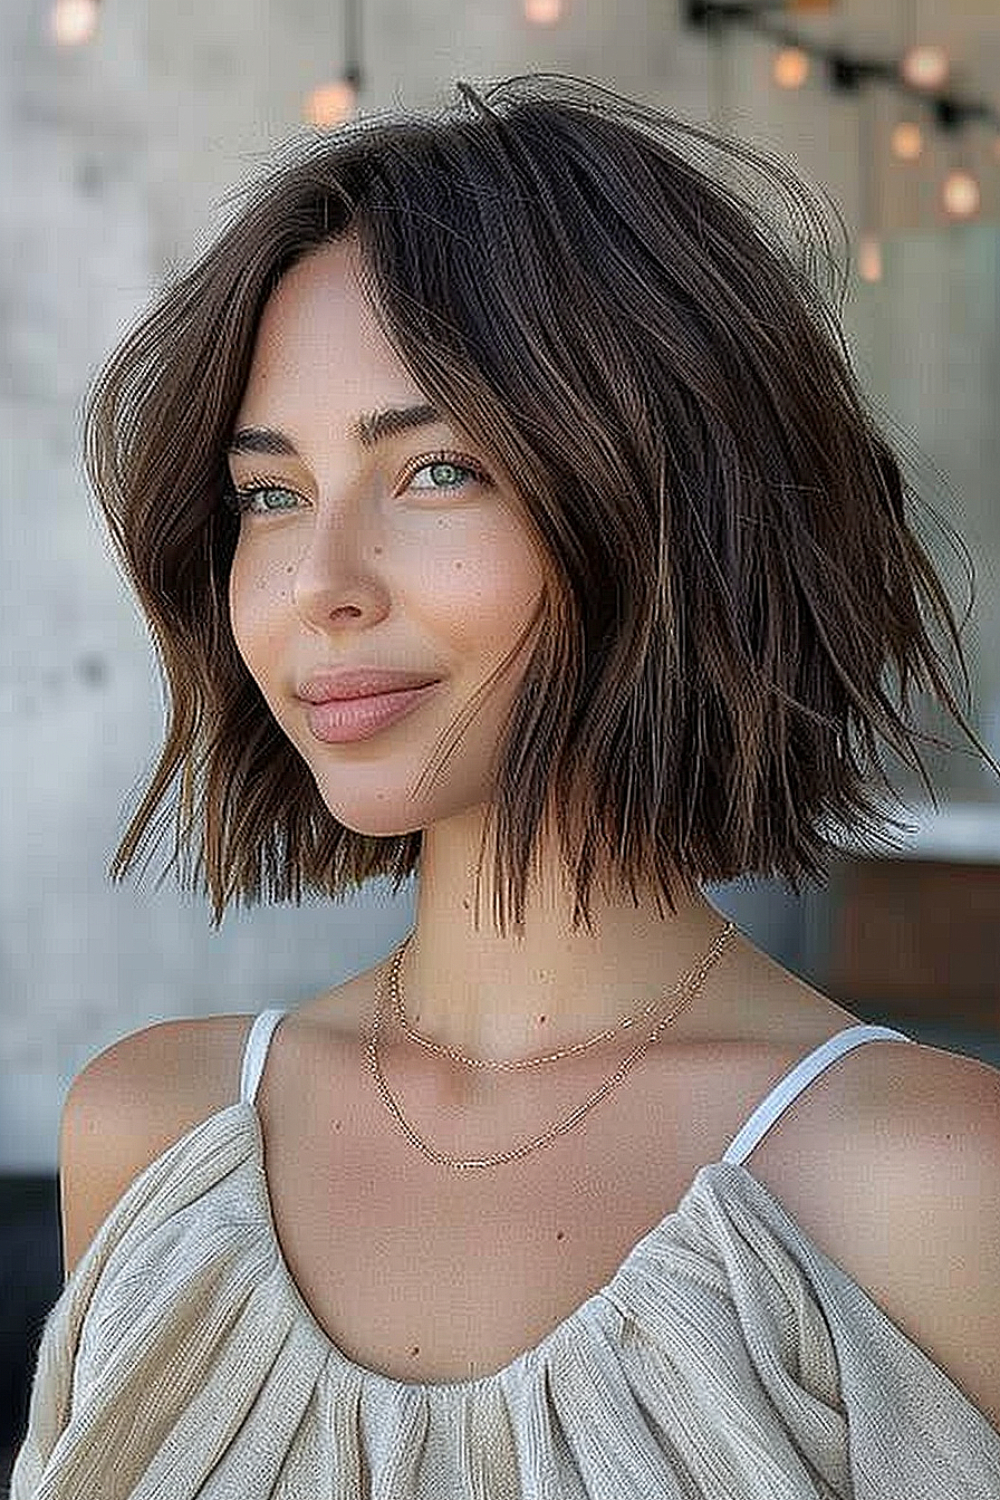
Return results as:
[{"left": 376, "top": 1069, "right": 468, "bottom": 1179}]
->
[
  {"left": 297, "top": 668, "right": 441, "bottom": 744},
  {"left": 298, "top": 668, "right": 440, "bottom": 703}
]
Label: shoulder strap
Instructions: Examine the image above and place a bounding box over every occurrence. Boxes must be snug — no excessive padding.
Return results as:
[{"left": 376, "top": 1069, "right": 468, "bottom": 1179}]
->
[
  {"left": 722, "top": 1023, "right": 914, "bottom": 1166},
  {"left": 239, "top": 1008, "right": 290, "bottom": 1106}
]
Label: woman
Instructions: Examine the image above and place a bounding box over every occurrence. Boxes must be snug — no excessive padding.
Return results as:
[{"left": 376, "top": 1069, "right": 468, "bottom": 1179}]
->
[{"left": 12, "top": 74, "right": 1000, "bottom": 1498}]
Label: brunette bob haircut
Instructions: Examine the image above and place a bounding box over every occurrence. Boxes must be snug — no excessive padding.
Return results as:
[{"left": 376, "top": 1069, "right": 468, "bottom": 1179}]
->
[{"left": 86, "top": 73, "right": 994, "bottom": 934}]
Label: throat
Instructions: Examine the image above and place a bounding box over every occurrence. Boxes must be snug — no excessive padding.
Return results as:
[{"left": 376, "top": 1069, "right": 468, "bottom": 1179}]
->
[{"left": 381, "top": 907, "right": 739, "bottom": 1066}]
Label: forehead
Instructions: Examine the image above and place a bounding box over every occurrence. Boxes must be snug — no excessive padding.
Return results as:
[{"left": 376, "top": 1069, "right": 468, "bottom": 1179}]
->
[{"left": 238, "top": 239, "right": 425, "bottom": 417}]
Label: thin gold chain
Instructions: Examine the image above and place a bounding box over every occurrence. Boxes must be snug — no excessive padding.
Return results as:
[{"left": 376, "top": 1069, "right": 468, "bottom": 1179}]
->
[
  {"left": 366, "top": 920, "right": 735, "bottom": 1171},
  {"left": 390, "top": 921, "right": 736, "bottom": 1069}
]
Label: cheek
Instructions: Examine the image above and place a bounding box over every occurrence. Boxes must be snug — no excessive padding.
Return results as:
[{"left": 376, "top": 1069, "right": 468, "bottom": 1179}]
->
[
  {"left": 226, "top": 549, "right": 254, "bottom": 666},
  {"left": 227, "top": 544, "right": 287, "bottom": 678},
  {"left": 445, "top": 520, "right": 546, "bottom": 621},
  {"left": 486, "top": 546, "right": 547, "bottom": 636}
]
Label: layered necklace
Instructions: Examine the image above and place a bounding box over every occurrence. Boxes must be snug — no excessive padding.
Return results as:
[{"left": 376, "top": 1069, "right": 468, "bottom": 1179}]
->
[{"left": 366, "top": 919, "right": 736, "bottom": 1171}]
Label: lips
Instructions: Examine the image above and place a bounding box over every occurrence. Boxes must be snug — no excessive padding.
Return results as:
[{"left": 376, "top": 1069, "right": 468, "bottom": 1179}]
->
[
  {"left": 300, "top": 678, "right": 441, "bottom": 744},
  {"left": 297, "top": 668, "right": 441, "bottom": 704}
]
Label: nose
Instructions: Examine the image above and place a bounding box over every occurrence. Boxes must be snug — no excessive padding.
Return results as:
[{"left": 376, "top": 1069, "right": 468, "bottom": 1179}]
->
[{"left": 290, "top": 503, "right": 391, "bottom": 632}]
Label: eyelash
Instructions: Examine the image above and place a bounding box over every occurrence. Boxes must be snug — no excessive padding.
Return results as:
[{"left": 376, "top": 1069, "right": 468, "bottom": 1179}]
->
[{"left": 224, "top": 451, "right": 492, "bottom": 516}]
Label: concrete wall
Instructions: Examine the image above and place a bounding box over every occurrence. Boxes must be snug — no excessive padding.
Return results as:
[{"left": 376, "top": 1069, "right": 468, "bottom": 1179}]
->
[{"left": 3, "top": 0, "right": 999, "bottom": 1170}]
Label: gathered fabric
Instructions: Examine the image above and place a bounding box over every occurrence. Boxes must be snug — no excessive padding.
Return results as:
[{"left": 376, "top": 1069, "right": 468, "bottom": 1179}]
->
[{"left": 11, "top": 1084, "right": 1000, "bottom": 1499}]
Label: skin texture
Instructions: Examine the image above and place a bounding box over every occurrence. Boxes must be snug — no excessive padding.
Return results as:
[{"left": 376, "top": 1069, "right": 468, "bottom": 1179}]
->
[
  {"left": 227, "top": 236, "right": 736, "bottom": 1069},
  {"left": 59, "top": 236, "right": 1000, "bottom": 1420},
  {"left": 228, "top": 237, "right": 548, "bottom": 855}
]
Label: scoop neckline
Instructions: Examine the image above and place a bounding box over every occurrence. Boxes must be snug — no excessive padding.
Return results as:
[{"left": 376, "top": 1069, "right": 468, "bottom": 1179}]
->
[{"left": 229, "top": 1095, "right": 756, "bottom": 1399}]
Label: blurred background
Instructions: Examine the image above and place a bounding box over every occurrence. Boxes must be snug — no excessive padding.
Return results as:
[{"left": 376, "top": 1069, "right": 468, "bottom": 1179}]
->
[{"left": 2, "top": 0, "right": 1000, "bottom": 1481}]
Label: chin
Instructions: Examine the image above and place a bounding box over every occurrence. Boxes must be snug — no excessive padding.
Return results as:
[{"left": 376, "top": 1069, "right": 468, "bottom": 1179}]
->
[
  {"left": 311, "top": 780, "right": 431, "bottom": 839},
  {"left": 315, "top": 791, "right": 426, "bottom": 839},
  {"left": 313, "top": 770, "right": 493, "bottom": 842},
  {"left": 331, "top": 809, "right": 426, "bottom": 839}
]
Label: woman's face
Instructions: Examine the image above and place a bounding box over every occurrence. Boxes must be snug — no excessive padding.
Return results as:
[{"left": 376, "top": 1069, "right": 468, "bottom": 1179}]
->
[{"left": 227, "top": 238, "right": 546, "bottom": 837}]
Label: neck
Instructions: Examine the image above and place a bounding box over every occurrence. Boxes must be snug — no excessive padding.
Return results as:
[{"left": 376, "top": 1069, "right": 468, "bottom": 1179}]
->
[{"left": 396, "top": 811, "right": 735, "bottom": 1063}]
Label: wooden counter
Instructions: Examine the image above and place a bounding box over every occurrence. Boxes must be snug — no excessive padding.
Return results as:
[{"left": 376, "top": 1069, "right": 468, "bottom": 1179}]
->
[{"left": 823, "top": 804, "right": 1000, "bottom": 1029}]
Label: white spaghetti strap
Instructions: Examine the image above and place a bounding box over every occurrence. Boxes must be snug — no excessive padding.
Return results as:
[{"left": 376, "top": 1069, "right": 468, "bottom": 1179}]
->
[
  {"left": 239, "top": 1008, "right": 290, "bottom": 1106},
  {"left": 722, "top": 1023, "right": 914, "bottom": 1166}
]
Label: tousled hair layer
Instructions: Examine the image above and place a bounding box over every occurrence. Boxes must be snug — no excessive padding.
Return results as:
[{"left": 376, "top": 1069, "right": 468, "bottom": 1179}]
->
[{"left": 85, "top": 73, "right": 997, "bottom": 934}]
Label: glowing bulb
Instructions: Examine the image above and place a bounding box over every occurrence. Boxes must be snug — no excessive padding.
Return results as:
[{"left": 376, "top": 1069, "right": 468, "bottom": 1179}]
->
[
  {"left": 942, "top": 169, "right": 980, "bottom": 219},
  {"left": 890, "top": 121, "right": 923, "bottom": 161},
  {"left": 304, "top": 80, "right": 357, "bottom": 128},
  {"left": 901, "top": 43, "right": 949, "bottom": 90},
  {"left": 858, "top": 234, "right": 883, "bottom": 284},
  {"left": 50, "top": 0, "right": 98, "bottom": 46},
  {"left": 773, "top": 48, "right": 809, "bottom": 90},
  {"left": 524, "top": 0, "right": 562, "bottom": 21}
]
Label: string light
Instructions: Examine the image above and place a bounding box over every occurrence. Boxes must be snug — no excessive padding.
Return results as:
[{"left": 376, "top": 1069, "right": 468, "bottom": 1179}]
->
[
  {"left": 856, "top": 88, "right": 882, "bottom": 284},
  {"left": 890, "top": 3, "right": 923, "bottom": 165},
  {"left": 50, "top": 0, "right": 98, "bottom": 46},
  {"left": 772, "top": 47, "right": 809, "bottom": 90},
  {"left": 305, "top": 79, "right": 357, "bottom": 127},
  {"left": 942, "top": 168, "right": 980, "bottom": 220},
  {"left": 685, "top": 1, "right": 999, "bottom": 280},
  {"left": 857, "top": 233, "right": 883, "bottom": 284},
  {"left": 304, "top": 0, "right": 362, "bottom": 129},
  {"left": 524, "top": 0, "right": 563, "bottom": 21},
  {"left": 900, "top": 42, "right": 949, "bottom": 91},
  {"left": 890, "top": 120, "right": 924, "bottom": 162},
  {"left": 684, "top": 3, "right": 998, "bottom": 146}
]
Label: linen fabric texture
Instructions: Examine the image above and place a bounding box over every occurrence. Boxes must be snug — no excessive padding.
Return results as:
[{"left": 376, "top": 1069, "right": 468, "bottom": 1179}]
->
[{"left": 11, "top": 1014, "right": 1000, "bottom": 1499}]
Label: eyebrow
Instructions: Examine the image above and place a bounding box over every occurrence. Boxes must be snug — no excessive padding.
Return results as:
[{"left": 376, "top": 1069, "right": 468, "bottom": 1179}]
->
[{"left": 226, "top": 403, "right": 444, "bottom": 458}]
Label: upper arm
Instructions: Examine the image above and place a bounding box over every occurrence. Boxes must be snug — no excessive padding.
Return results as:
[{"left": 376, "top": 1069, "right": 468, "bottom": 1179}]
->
[
  {"left": 751, "top": 1040, "right": 1000, "bottom": 1432},
  {"left": 58, "top": 1016, "right": 250, "bottom": 1281},
  {"left": 885, "top": 1051, "right": 1000, "bottom": 1432}
]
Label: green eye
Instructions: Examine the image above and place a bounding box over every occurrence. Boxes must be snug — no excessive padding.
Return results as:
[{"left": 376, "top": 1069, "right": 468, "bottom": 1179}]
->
[
  {"left": 407, "top": 461, "right": 476, "bottom": 491},
  {"left": 230, "top": 485, "right": 302, "bottom": 515}
]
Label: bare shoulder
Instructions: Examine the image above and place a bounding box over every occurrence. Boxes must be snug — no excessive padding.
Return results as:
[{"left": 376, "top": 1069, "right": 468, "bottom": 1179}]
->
[
  {"left": 749, "top": 1035, "right": 1000, "bottom": 1429},
  {"left": 59, "top": 1013, "right": 255, "bottom": 1280}
]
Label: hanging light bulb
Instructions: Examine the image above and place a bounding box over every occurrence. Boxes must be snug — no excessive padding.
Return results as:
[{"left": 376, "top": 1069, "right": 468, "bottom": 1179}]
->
[
  {"left": 890, "top": 120, "right": 923, "bottom": 161},
  {"left": 307, "top": 0, "right": 362, "bottom": 128},
  {"left": 772, "top": 47, "right": 809, "bottom": 90},
  {"left": 524, "top": 0, "right": 562, "bottom": 22},
  {"left": 50, "top": 0, "right": 99, "bottom": 46},
  {"left": 942, "top": 168, "right": 980, "bottom": 219},
  {"left": 857, "top": 233, "right": 883, "bottom": 284},
  {"left": 305, "top": 79, "right": 357, "bottom": 128},
  {"left": 901, "top": 43, "right": 949, "bottom": 90}
]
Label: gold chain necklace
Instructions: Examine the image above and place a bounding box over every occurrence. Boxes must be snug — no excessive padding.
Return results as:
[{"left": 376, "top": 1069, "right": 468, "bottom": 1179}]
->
[{"left": 366, "top": 919, "right": 735, "bottom": 1171}]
